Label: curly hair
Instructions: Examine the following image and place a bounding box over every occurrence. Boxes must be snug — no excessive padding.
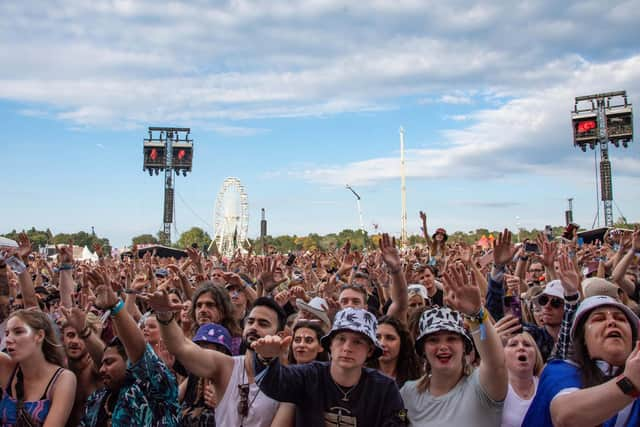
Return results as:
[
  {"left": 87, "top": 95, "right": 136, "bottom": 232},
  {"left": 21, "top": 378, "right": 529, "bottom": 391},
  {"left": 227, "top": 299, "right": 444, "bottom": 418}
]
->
[{"left": 369, "top": 315, "right": 422, "bottom": 387}]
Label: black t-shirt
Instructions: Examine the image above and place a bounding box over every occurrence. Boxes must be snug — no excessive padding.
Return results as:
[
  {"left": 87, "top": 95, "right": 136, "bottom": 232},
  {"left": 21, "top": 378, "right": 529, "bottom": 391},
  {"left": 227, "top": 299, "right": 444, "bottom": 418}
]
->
[{"left": 257, "top": 360, "right": 407, "bottom": 427}]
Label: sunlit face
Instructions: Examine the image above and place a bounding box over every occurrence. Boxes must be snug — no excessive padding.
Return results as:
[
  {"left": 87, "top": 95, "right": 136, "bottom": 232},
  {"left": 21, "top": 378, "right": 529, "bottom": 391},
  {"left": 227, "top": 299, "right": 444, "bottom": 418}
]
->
[
  {"left": 226, "top": 285, "right": 248, "bottom": 311},
  {"left": 537, "top": 295, "right": 564, "bottom": 327},
  {"left": 376, "top": 323, "right": 401, "bottom": 363},
  {"left": 142, "top": 316, "right": 161, "bottom": 345},
  {"left": 99, "top": 347, "right": 127, "bottom": 390},
  {"left": 292, "top": 327, "right": 323, "bottom": 364},
  {"left": 330, "top": 331, "right": 372, "bottom": 370},
  {"left": 243, "top": 306, "right": 279, "bottom": 345},
  {"left": 584, "top": 307, "right": 633, "bottom": 367},
  {"left": 423, "top": 331, "right": 465, "bottom": 375},
  {"left": 338, "top": 288, "right": 366, "bottom": 310},
  {"left": 210, "top": 270, "right": 226, "bottom": 286},
  {"left": 195, "top": 293, "right": 222, "bottom": 326},
  {"left": 63, "top": 326, "right": 88, "bottom": 361},
  {"left": 408, "top": 294, "right": 426, "bottom": 310},
  {"left": 504, "top": 334, "right": 537, "bottom": 376},
  {"left": 420, "top": 269, "right": 435, "bottom": 291},
  {"left": 5, "top": 316, "right": 44, "bottom": 362}
]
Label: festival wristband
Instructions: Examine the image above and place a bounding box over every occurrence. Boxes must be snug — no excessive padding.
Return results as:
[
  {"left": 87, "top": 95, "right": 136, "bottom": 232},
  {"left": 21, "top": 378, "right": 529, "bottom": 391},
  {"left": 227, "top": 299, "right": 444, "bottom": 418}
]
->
[{"left": 109, "top": 299, "right": 125, "bottom": 317}]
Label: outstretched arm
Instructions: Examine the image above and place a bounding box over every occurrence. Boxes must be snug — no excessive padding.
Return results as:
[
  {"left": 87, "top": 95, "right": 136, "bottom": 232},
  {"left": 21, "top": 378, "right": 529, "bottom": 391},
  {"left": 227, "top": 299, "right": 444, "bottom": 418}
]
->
[
  {"left": 445, "top": 266, "right": 507, "bottom": 401},
  {"left": 380, "top": 234, "right": 408, "bottom": 323}
]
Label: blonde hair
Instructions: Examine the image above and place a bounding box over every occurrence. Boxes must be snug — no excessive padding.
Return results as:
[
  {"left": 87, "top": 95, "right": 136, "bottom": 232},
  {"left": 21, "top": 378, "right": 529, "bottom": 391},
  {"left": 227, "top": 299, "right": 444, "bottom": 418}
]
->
[{"left": 506, "top": 331, "right": 543, "bottom": 376}]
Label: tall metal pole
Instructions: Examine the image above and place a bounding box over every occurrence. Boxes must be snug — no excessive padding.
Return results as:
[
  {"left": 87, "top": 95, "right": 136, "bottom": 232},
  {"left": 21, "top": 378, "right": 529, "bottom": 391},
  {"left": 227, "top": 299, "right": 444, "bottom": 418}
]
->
[
  {"left": 400, "top": 127, "right": 408, "bottom": 247},
  {"left": 596, "top": 99, "right": 614, "bottom": 227},
  {"left": 163, "top": 131, "right": 175, "bottom": 243}
]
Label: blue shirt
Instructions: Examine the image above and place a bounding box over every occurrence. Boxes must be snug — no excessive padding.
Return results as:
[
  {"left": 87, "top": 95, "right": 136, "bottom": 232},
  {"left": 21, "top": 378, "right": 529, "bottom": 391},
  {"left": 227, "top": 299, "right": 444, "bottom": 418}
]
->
[
  {"left": 522, "top": 359, "right": 640, "bottom": 427},
  {"left": 80, "top": 344, "right": 181, "bottom": 427}
]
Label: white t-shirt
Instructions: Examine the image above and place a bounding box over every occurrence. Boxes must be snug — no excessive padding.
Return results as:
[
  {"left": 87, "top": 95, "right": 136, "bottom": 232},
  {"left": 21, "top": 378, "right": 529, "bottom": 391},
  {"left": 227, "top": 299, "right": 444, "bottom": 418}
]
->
[
  {"left": 400, "top": 369, "right": 503, "bottom": 427},
  {"left": 501, "top": 378, "right": 538, "bottom": 427}
]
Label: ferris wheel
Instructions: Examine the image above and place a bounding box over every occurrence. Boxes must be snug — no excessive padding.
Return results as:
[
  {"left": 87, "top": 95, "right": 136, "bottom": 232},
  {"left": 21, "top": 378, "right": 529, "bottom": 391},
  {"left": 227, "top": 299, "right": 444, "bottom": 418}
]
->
[{"left": 213, "top": 177, "right": 249, "bottom": 258}]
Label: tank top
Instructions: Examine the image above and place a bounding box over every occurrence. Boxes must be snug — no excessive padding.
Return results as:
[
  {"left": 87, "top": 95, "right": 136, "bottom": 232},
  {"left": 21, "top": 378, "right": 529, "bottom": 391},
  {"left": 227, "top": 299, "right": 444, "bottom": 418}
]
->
[
  {"left": 0, "top": 366, "right": 65, "bottom": 427},
  {"left": 215, "top": 356, "right": 279, "bottom": 427}
]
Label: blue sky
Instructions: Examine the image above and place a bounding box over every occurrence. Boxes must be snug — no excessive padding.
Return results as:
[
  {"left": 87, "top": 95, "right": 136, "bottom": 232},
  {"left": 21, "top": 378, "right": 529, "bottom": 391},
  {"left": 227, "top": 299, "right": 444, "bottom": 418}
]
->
[{"left": 2, "top": 0, "right": 640, "bottom": 248}]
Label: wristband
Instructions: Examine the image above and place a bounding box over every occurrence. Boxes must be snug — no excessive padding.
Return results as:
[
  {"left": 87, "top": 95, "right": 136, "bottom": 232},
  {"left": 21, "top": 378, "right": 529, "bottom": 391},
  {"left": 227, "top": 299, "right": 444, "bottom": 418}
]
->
[
  {"left": 616, "top": 375, "right": 640, "bottom": 398},
  {"left": 59, "top": 263, "right": 74, "bottom": 271},
  {"left": 389, "top": 268, "right": 402, "bottom": 275},
  {"left": 157, "top": 312, "right": 175, "bottom": 325},
  {"left": 109, "top": 299, "right": 125, "bottom": 317},
  {"left": 257, "top": 354, "right": 276, "bottom": 366},
  {"left": 565, "top": 292, "right": 580, "bottom": 303},
  {"left": 465, "top": 307, "right": 489, "bottom": 341}
]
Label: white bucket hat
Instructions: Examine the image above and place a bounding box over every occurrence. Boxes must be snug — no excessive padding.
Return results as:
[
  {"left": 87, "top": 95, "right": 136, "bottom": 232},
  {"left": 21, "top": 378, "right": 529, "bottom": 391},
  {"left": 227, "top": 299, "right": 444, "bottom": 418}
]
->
[
  {"left": 415, "top": 306, "right": 474, "bottom": 355},
  {"left": 296, "top": 297, "right": 331, "bottom": 330},
  {"left": 320, "top": 308, "right": 382, "bottom": 358}
]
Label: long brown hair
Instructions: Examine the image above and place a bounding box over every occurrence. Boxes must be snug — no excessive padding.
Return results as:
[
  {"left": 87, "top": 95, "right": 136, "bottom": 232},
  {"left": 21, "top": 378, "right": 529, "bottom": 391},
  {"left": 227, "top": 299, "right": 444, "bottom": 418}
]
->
[
  {"left": 369, "top": 316, "right": 422, "bottom": 387},
  {"left": 189, "top": 282, "right": 241, "bottom": 336},
  {"left": 9, "top": 309, "right": 65, "bottom": 367}
]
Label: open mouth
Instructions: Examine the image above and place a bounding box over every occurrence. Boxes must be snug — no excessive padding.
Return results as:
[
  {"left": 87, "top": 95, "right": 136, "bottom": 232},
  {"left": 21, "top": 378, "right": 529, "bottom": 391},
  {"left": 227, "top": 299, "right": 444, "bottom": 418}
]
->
[
  {"left": 606, "top": 331, "right": 622, "bottom": 339},
  {"left": 517, "top": 355, "right": 528, "bottom": 362},
  {"left": 436, "top": 354, "right": 452, "bottom": 364}
]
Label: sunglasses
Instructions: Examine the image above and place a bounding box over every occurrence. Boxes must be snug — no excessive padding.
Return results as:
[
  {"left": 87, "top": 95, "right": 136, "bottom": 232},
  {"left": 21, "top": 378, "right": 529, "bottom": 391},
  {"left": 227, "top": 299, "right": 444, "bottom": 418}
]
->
[
  {"left": 237, "top": 383, "right": 250, "bottom": 418},
  {"left": 537, "top": 295, "right": 563, "bottom": 309}
]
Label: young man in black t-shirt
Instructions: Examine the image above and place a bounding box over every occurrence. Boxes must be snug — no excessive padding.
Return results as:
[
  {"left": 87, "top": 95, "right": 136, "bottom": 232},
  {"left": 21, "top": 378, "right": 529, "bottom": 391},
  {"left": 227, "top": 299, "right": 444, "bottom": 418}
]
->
[{"left": 252, "top": 307, "right": 408, "bottom": 426}]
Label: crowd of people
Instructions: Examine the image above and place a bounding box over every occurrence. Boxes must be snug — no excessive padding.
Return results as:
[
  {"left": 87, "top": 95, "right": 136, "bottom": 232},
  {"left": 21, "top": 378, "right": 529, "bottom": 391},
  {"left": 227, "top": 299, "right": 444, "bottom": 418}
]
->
[{"left": 0, "top": 214, "right": 639, "bottom": 426}]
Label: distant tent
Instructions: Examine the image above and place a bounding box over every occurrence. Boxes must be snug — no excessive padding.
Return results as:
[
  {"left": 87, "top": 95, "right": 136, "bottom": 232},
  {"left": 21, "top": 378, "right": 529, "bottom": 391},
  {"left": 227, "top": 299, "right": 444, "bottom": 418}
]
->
[
  {"left": 477, "top": 235, "right": 490, "bottom": 249},
  {"left": 80, "top": 246, "right": 99, "bottom": 262}
]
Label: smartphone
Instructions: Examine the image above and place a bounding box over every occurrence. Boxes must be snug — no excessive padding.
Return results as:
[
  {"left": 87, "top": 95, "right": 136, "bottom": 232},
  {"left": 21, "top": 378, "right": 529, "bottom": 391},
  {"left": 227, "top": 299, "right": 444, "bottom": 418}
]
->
[
  {"left": 577, "top": 237, "right": 584, "bottom": 248},
  {"left": 286, "top": 254, "right": 296, "bottom": 266},
  {"left": 503, "top": 294, "right": 523, "bottom": 322},
  {"left": 524, "top": 242, "right": 540, "bottom": 254},
  {"left": 6, "top": 256, "right": 27, "bottom": 275}
]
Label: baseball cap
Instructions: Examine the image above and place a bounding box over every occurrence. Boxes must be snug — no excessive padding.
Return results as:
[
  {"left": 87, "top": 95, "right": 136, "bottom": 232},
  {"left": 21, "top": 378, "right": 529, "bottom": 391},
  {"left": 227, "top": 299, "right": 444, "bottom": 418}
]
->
[
  {"left": 408, "top": 284, "right": 428, "bottom": 300},
  {"left": 540, "top": 280, "right": 565, "bottom": 300},
  {"left": 296, "top": 297, "right": 331, "bottom": 330},
  {"left": 582, "top": 278, "right": 620, "bottom": 300}
]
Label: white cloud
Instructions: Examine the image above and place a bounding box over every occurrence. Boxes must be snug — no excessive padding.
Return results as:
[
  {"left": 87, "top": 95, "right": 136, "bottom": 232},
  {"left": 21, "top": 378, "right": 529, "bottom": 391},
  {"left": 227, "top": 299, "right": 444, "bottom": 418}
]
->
[{"left": 297, "top": 54, "right": 640, "bottom": 186}]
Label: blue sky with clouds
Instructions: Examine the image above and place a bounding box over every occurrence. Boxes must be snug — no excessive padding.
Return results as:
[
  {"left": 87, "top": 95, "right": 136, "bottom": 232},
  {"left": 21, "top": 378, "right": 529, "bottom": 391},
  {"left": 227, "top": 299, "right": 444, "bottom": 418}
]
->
[{"left": 2, "top": 0, "right": 640, "bottom": 248}]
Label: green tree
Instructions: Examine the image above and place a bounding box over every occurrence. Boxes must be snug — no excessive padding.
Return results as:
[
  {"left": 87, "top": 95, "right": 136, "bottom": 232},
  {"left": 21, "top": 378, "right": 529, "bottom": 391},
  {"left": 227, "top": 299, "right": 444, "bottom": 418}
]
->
[
  {"left": 177, "top": 227, "right": 212, "bottom": 250},
  {"left": 131, "top": 234, "right": 159, "bottom": 246}
]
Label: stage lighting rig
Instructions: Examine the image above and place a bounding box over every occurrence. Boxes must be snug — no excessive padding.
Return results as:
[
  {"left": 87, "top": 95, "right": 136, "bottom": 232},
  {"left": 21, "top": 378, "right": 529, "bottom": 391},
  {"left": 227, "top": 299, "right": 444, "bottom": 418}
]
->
[
  {"left": 142, "top": 127, "right": 194, "bottom": 244},
  {"left": 572, "top": 91, "right": 633, "bottom": 227}
]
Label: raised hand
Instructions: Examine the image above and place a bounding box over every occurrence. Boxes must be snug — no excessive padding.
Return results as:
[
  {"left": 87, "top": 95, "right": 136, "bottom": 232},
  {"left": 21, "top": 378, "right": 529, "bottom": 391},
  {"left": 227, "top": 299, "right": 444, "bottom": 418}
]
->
[
  {"left": 257, "top": 257, "right": 279, "bottom": 292},
  {"left": 557, "top": 252, "right": 580, "bottom": 295},
  {"left": 536, "top": 233, "right": 558, "bottom": 269},
  {"left": 56, "top": 244, "right": 74, "bottom": 265},
  {"left": 139, "top": 289, "right": 184, "bottom": 313},
  {"left": 443, "top": 264, "right": 482, "bottom": 316},
  {"left": 274, "top": 290, "right": 289, "bottom": 307},
  {"left": 60, "top": 306, "right": 88, "bottom": 333},
  {"left": 251, "top": 335, "right": 292, "bottom": 359},
  {"left": 16, "top": 233, "right": 32, "bottom": 260},
  {"left": 493, "top": 229, "right": 516, "bottom": 267},
  {"left": 494, "top": 314, "right": 522, "bottom": 345},
  {"left": 91, "top": 275, "right": 119, "bottom": 310},
  {"left": 379, "top": 233, "right": 401, "bottom": 273}
]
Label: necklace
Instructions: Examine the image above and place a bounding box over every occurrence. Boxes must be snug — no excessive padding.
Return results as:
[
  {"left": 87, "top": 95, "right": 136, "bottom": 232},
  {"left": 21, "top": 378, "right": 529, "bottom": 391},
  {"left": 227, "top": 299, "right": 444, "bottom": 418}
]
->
[
  {"left": 103, "top": 393, "right": 114, "bottom": 427},
  {"left": 332, "top": 378, "right": 358, "bottom": 402}
]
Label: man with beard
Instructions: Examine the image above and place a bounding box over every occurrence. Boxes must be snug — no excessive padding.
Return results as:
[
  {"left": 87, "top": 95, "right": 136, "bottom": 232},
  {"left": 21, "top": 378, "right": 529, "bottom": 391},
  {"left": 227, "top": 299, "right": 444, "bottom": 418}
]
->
[
  {"left": 79, "top": 269, "right": 181, "bottom": 426},
  {"left": 144, "top": 294, "right": 291, "bottom": 427},
  {"left": 60, "top": 306, "right": 104, "bottom": 427}
]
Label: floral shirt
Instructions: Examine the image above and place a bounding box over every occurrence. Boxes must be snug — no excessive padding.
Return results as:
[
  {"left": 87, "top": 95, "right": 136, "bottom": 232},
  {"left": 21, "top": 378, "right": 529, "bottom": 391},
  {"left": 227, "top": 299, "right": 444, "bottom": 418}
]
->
[{"left": 80, "top": 344, "right": 181, "bottom": 427}]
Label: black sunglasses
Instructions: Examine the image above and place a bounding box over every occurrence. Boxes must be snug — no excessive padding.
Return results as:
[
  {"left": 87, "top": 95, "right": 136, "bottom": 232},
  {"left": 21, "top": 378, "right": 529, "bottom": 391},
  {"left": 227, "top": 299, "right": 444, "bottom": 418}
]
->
[{"left": 537, "top": 295, "right": 563, "bottom": 309}]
